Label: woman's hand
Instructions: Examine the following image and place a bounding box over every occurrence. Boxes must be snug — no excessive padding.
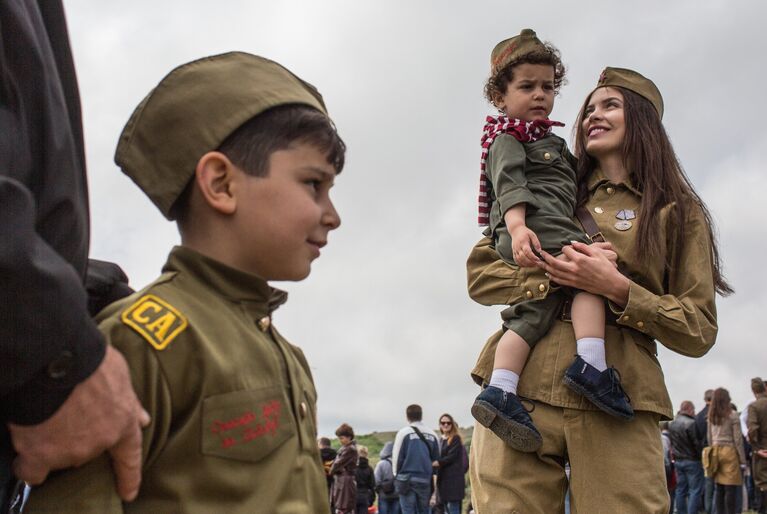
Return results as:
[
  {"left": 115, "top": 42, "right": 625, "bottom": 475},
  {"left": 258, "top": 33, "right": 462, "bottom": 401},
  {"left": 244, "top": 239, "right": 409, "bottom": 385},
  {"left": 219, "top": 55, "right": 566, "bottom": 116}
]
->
[
  {"left": 510, "top": 226, "right": 543, "bottom": 267},
  {"left": 538, "top": 241, "right": 630, "bottom": 306},
  {"left": 589, "top": 241, "right": 619, "bottom": 268}
]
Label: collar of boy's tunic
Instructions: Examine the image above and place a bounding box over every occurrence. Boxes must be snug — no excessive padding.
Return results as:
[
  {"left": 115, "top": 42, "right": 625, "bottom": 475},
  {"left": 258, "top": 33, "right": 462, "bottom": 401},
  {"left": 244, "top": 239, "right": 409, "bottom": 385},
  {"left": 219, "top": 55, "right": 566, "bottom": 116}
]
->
[
  {"left": 586, "top": 167, "right": 643, "bottom": 197},
  {"left": 162, "top": 245, "right": 288, "bottom": 314}
]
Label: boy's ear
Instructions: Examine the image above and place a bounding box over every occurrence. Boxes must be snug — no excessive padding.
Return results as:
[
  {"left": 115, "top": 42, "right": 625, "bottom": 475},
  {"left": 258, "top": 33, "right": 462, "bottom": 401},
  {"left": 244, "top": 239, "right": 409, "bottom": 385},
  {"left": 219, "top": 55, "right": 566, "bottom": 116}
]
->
[{"left": 194, "top": 151, "right": 238, "bottom": 215}]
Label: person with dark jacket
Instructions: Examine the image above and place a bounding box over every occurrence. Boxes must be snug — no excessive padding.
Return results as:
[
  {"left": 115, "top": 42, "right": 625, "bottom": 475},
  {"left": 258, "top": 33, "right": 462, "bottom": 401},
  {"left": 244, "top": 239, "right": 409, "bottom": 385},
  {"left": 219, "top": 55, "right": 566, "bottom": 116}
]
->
[
  {"left": 434, "top": 414, "right": 466, "bottom": 514},
  {"left": 330, "top": 424, "right": 358, "bottom": 514},
  {"left": 669, "top": 401, "right": 704, "bottom": 514},
  {"left": 319, "top": 437, "right": 338, "bottom": 498},
  {"left": 0, "top": 0, "right": 148, "bottom": 507},
  {"left": 355, "top": 446, "right": 376, "bottom": 514}
]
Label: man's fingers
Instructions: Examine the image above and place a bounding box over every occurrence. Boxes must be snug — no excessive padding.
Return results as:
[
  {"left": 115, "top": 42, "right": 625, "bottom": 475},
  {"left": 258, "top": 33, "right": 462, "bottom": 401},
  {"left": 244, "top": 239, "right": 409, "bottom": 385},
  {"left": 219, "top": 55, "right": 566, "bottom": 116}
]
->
[
  {"left": 137, "top": 406, "right": 151, "bottom": 428},
  {"left": 109, "top": 426, "right": 144, "bottom": 502},
  {"left": 12, "top": 456, "right": 49, "bottom": 486}
]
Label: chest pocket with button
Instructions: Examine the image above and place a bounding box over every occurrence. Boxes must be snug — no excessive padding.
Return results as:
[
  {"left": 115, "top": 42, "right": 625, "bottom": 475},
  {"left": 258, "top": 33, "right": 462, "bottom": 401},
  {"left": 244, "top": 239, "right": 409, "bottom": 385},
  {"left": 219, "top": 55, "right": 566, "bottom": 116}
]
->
[{"left": 201, "top": 386, "right": 296, "bottom": 462}]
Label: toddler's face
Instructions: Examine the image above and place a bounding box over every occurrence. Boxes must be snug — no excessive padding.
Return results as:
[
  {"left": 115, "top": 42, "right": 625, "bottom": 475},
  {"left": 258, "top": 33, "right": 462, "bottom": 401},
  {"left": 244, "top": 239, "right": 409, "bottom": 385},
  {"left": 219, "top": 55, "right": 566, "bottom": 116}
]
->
[{"left": 496, "top": 63, "right": 555, "bottom": 121}]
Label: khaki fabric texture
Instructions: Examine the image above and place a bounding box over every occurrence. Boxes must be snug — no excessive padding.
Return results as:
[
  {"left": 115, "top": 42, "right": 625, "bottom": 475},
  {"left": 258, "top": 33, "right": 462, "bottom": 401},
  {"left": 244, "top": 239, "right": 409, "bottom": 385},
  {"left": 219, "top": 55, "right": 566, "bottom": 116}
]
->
[
  {"left": 24, "top": 247, "right": 330, "bottom": 514},
  {"left": 468, "top": 168, "right": 719, "bottom": 419},
  {"left": 595, "top": 67, "right": 664, "bottom": 118},
  {"left": 490, "top": 28, "right": 547, "bottom": 74},
  {"left": 708, "top": 446, "right": 743, "bottom": 486},
  {"left": 469, "top": 403, "right": 668, "bottom": 514},
  {"left": 115, "top": 52, "right": 328, "bottom": 219}
]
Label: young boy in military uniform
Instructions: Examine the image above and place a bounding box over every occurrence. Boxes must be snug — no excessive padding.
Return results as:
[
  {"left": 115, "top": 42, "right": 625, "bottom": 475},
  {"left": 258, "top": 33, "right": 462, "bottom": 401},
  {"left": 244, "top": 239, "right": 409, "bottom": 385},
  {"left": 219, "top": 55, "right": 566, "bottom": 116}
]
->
[{"left": 23, "top": 52, "right": 345, "bottom": 514}]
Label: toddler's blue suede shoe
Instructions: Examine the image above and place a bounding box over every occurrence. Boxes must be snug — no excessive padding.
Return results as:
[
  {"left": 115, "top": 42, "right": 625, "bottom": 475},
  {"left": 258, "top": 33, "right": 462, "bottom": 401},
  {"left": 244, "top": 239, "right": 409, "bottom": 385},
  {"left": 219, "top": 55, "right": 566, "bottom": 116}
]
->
[
  {"left": 471, "top": 385, "right": 542, "bottom": 452},
  {"left": 562, "top": 355, "right": 634, "bottom": 420}
]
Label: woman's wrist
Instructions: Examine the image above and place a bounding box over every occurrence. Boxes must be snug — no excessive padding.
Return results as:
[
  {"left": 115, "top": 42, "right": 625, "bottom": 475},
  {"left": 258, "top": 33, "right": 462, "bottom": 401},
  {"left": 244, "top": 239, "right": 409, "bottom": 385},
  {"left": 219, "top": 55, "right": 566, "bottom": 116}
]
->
[{"left": 605, "top": 271, "right": 631, "bottom": 307}]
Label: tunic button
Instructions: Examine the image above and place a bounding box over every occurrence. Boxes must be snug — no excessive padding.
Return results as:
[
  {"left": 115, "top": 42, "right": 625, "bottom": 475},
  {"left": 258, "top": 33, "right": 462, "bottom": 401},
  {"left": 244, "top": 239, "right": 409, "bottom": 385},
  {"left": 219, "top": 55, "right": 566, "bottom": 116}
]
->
[
  {"left": 606, "top": 187, "right": 615, "bottom": 195},
  {"left": 300, "top": 402, "right": 308, "bottom": 418},
  {"left": 257, "top": 316, "right": 271, "bottom": 331},
  {"left": 538, "top": 284, "right": 546, "bottom": 292},
  {"left": 543, "top": 152, "right": 551, "bottom": 161},
  {"left": 594, "top": 207, "right": 604, "bottom": 214},
  {"left": 622, "top": 315, "right": 630, "bottom": 322},
  {"left": 636, "top": 321, "right": 645, "bottom": 329},
  {"left": 525, "top": 290, "right": 533, "bottom": 298}
]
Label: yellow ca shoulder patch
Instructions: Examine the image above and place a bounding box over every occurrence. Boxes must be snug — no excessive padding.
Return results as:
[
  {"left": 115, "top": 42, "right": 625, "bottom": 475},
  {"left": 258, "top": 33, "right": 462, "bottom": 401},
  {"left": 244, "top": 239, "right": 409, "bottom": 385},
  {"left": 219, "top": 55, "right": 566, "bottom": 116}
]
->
[{"left": 121, "top": 294, "right": 188, "bottom": 351}]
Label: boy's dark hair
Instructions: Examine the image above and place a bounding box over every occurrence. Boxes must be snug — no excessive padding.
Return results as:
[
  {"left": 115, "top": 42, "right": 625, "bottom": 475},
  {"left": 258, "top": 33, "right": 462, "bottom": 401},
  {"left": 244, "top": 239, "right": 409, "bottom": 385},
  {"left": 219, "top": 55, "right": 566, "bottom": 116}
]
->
[
  {"left": 335, "top": 423, "right": 354, "bottom": 439},
  {"left": 406, "top": 404, "right": 422, "bottom": 422},
  {"left": 318, "top": 437, "right": 331, "bottom": 447},
  {"left": 484, "top": 45, "right": 566, "bottom": 107},
  {"left": 218, "top": 103, "right": 346, "bottom": 177},
  {"left": 172, "top": 104, "right": 345, "bottom": 221}
]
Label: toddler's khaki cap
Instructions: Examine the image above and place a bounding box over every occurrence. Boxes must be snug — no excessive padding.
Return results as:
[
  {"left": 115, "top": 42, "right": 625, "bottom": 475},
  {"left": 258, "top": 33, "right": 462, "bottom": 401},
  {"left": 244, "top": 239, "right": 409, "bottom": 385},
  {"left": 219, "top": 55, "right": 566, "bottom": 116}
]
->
[
  {"left": 115, "top": 52, "right": 327, "bottom": 219},
  {"left": 490, "top": 28, "right": 547, "bottom": 74},
  {"left": 595, "top": 67, "right": 664, "bottom": 119}
]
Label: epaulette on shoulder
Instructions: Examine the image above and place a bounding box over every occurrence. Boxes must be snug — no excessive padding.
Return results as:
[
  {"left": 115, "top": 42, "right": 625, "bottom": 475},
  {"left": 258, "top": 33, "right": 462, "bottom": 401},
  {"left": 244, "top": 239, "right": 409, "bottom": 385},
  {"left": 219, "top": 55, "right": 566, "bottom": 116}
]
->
[{"left": 121, "top": 292, "right": 188, "bottom": 351}]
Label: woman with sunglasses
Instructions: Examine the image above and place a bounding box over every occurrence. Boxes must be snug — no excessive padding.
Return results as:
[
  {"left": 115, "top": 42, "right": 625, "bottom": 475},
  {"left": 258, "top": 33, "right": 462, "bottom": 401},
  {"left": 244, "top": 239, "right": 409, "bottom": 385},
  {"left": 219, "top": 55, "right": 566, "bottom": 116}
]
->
[{"left": 433, "top": 414, "right": 466, "bottom": 514}]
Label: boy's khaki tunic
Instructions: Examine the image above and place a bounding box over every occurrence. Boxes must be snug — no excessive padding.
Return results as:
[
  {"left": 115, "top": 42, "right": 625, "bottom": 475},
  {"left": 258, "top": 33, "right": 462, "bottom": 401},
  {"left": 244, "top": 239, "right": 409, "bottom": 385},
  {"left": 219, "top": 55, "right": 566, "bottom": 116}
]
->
[
  {"left": 25, "top": 246, "right": 330, "bottom": 514},
  {"left": 467, "top": 169, "right": 718, "bottom": 514}
]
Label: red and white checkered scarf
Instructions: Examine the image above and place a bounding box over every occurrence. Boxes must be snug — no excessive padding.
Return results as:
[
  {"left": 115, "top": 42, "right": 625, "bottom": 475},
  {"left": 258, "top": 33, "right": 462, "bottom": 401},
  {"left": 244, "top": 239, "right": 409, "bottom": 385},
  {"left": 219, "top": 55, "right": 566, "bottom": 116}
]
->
[{"left": 478, "top": 115, "right": 564, "bottom": 226}]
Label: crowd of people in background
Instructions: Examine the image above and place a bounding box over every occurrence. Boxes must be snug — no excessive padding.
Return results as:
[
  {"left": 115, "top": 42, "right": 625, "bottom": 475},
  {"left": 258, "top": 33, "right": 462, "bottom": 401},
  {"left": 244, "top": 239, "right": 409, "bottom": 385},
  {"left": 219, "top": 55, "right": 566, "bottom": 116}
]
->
[
  {"left": 319, "top": 375, "right": 767, "bottom": 514},
  {"left": 320, "top": 405, "right": 469, "bottom": 514},
  {"left": 661, "top": 378, "right": 767, "bottom": 514}
]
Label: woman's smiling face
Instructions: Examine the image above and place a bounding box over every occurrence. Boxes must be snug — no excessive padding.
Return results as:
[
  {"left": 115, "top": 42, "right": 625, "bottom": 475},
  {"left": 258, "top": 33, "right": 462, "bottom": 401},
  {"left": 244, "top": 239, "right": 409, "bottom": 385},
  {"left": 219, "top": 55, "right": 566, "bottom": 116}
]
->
[{"left": 582, "top": 87, "right": 626, "bottom": 160}]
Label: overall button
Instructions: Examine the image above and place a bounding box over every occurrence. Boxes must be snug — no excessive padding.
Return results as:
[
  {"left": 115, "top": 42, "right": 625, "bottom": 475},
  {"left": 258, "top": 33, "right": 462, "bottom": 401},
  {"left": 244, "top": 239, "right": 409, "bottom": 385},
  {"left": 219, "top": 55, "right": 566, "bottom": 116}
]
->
[
  {"left": 594, "top": 207, "right": 604, "bottom": 214},
  {"left": 543, "top": 152, "right": 551, "bottom": 161},
  {"left": 538, "top": 284, "right": 546, "bottom": 292},
  {"left": 606, "top": 187, "right": 615, "bottom": 195},
  {"left": 622, "top": 315, "right": 630, "bottom": 322},
  {"left": 636, "top": 321, "right": 645, "bottom": 329},
  {"left": 525, "top": 290, "right": 533, "bottom": 299}
]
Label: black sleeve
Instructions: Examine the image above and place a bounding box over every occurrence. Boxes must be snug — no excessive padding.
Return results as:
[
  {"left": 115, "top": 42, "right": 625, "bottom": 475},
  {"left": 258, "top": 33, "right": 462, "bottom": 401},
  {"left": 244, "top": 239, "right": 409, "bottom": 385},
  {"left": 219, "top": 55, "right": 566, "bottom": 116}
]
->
[{"left": 0, "top": 0, "right": 105, "bottom": 425}]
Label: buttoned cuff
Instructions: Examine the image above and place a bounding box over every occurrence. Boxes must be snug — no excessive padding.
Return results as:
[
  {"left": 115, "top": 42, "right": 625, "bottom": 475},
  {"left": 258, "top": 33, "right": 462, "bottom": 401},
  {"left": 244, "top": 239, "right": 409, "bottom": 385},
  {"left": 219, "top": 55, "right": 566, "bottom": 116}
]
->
[
  {"left": 609, "top": 280, "right": 657, "bottom": 335},
  {"left": 4, "top": 320, "right": 106, "bottom": 425}
]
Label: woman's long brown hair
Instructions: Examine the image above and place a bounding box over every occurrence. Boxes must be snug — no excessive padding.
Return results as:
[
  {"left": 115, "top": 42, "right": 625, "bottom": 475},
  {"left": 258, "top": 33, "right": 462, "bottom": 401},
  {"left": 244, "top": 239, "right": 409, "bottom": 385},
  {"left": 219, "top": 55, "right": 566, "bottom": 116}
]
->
[
  {"left": 708, "top": 387, "right": 732, "bottom": 426},
  {"left": 573, "top": 87, "right": 733, "bottom": 296}
]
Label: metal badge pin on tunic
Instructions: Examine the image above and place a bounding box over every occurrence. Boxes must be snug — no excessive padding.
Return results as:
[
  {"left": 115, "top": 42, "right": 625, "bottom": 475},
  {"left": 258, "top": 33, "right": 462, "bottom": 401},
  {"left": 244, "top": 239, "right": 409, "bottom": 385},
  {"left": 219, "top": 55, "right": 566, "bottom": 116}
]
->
[{"left": 614, "top": 209, "right": 635, "bottom": 231}]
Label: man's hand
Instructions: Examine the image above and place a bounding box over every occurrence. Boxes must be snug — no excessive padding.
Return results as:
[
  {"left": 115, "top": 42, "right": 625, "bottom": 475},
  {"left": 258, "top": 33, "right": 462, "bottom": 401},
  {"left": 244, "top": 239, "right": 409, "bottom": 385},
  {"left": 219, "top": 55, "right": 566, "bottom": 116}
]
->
[{"left": 8, "top": 345, "right": 150, "bottom": 501}]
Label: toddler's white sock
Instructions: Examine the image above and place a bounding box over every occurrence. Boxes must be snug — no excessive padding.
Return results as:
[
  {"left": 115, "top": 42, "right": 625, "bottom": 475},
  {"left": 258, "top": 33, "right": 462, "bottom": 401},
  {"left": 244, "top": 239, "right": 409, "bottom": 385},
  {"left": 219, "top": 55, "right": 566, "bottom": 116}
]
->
[
  {"left": 576, "top": 337, "right": 607, "bottom": 371},
  {"left": 489, "top": 369, "right": 520, "bottom": 394}
]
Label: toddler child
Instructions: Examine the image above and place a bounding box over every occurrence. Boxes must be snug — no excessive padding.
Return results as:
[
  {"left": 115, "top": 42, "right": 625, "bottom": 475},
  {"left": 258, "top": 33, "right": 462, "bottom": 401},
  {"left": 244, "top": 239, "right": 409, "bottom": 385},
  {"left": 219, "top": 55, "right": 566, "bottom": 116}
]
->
[{"left": 471, "top": 29, "right": 633, "bottom": 453}]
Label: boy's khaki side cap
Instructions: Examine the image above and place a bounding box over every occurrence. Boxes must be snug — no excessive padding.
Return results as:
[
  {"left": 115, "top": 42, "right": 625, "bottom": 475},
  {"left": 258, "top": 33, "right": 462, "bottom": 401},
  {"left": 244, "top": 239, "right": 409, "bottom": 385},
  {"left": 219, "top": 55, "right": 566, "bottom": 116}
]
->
[
  {"left": 115, "top": 51, "right": 327, "bottom": 219},
  {"left": 596, "top": 67, "right": 664, "bottom": 119},
  {"left": 490, "top": 28, "right": 547, "bottom": 74}
]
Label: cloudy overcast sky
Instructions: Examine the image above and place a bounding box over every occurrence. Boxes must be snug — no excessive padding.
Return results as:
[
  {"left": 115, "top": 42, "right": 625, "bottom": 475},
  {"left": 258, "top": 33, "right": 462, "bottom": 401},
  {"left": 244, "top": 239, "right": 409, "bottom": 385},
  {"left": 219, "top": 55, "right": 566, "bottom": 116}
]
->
[{"left": 65, "top": 0, "right": 767, "bottom": 436}]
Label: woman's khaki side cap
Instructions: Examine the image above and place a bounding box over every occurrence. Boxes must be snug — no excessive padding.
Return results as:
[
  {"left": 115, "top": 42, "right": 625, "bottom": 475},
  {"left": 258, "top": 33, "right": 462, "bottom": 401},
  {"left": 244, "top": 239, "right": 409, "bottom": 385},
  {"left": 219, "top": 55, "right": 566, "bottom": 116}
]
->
[
  {"left": 594, "top": 67, "right": 664, "bottom": 119},
  {"left": 115, "top": 52, "right": 328, "bottom": 220}
]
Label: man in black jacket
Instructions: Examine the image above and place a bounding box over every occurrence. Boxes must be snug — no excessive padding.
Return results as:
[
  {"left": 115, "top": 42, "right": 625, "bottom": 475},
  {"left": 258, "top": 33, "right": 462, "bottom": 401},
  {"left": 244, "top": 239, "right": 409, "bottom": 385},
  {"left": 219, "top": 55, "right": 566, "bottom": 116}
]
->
[
  {"left": 1, "top": 0, "right": 148, "bottom": 507},
  {"left": 669, "top": 401, "right": 704, "bottom": 514}
]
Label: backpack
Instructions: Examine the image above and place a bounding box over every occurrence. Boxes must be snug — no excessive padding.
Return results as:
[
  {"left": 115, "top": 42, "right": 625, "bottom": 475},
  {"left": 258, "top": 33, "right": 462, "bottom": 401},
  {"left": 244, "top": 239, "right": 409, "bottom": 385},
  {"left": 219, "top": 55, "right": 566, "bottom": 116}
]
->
[{"left": 378, "top": 457, "right": 396, "bottom": 495}]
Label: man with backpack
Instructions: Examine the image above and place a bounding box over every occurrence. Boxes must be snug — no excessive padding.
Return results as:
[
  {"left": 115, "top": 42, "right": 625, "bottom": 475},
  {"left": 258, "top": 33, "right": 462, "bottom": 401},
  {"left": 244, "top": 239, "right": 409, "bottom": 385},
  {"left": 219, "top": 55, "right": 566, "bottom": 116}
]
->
[{"left": 392, "top": 405, "right": 439, "bottom": 514}]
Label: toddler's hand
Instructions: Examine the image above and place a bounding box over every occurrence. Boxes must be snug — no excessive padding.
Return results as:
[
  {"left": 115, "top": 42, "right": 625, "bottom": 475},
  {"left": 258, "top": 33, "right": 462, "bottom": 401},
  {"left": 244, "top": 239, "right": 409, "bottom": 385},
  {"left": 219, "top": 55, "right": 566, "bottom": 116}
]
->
[{"left": 510, "top": 226, "right": 542, "bottom": 267}]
